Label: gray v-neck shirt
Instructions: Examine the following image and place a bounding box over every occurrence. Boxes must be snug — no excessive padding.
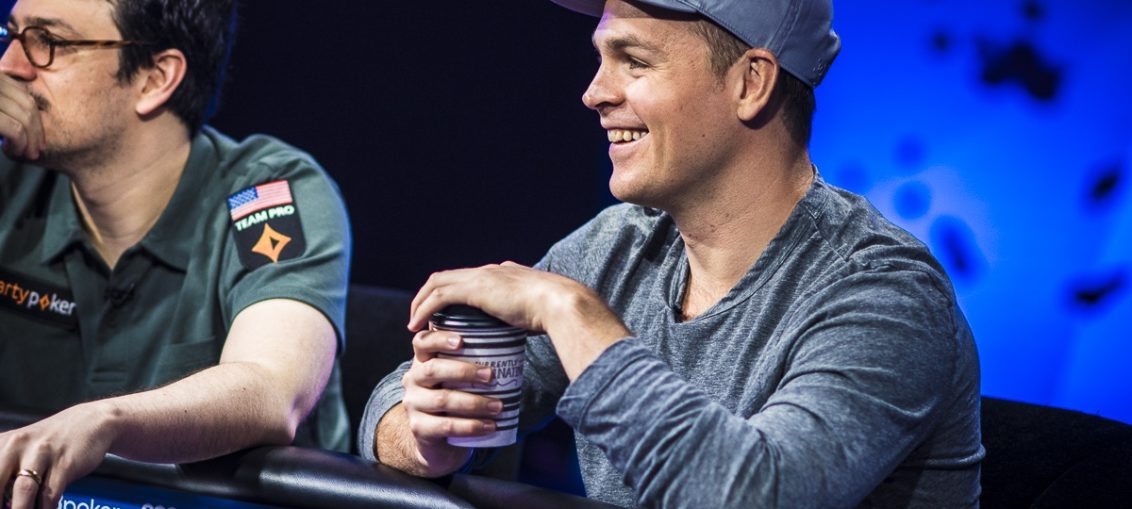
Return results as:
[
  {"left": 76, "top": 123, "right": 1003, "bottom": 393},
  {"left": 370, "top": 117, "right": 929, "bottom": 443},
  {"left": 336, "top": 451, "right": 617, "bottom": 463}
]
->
[{"left": 362, "top": 176, "right": 982, "bottom": 508}]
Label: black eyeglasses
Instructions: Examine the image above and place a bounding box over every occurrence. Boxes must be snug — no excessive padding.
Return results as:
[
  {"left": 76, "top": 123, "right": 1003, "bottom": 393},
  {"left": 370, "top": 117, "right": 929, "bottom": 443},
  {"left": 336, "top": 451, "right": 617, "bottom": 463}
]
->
[{"left": 0, "top": 25, "right": 149, "bottom": 69}]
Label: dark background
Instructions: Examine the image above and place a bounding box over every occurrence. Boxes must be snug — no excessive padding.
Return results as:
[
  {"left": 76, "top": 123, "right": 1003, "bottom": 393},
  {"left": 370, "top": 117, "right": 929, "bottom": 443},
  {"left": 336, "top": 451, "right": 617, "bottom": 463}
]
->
[{"left": 212, "top": 2, "right": 614, "bottom": 292}]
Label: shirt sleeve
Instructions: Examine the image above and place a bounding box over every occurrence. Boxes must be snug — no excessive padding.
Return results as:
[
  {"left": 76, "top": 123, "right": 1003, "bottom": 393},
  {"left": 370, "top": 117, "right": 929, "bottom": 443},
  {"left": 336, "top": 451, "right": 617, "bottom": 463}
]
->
[
  {"left": 556, "top": 268, "right": 969, "bottom": 508},
  {"left": 223, "top": 154, "right": 352, "bottom": 350},
  {"left": 358, "top": 359, "right": 412, "bottom": 461}
]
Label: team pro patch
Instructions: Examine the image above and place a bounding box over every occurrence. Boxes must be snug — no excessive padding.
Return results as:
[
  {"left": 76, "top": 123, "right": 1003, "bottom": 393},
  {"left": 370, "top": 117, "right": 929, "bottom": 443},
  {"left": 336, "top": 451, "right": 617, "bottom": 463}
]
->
[
  {"left": 227, "top": 180, "right": 307, "bottom": 269},
  {"left": 0, "top": 268, "right": 78, "bottom": 328}
]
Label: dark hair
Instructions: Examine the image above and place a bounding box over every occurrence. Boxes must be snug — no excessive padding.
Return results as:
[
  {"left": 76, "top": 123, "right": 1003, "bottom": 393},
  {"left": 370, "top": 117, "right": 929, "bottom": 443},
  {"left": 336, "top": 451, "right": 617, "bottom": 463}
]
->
[
  {"left": 691, "top": 19, "right": 815, "bottom": 148},
  {"left": 109, "top": 0, "right": 238, "bottom": 134}
]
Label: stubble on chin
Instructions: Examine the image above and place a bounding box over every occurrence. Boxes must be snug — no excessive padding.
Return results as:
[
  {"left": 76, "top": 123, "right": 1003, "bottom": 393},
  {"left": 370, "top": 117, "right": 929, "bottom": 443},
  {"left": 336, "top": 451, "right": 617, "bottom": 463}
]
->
[{"left": 22, "top": 91, "right": 85, "bottom": 173}]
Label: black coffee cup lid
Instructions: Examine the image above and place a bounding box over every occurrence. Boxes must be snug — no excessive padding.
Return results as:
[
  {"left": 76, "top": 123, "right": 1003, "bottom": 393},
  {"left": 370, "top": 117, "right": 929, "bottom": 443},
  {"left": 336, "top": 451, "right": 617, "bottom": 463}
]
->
[{"left": 431, "top": 305, "right": 512, "bottom": 328}]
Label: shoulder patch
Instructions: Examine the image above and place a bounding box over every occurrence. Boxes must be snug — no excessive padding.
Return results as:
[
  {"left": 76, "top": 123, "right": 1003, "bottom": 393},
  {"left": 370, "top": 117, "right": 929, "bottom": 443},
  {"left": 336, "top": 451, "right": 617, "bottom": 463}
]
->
[
  {"left": 0, "top": 267, "right": 78, "bottom": 328},
  {"left": 227, "top": 180, "right": 307, "bottom": 269}
]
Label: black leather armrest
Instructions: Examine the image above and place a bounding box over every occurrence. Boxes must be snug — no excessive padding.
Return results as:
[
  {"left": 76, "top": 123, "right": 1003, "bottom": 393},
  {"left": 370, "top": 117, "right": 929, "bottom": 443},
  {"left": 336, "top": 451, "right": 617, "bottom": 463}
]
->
[
  {"left": 1, "top": 410, "right": 471, "bottom": 509},
  {"left": 97, "top": 447, "right": 475, "bottom": 509},
  {"left": 445, "top": 473, "right": 620, "bottom": 509},
  {"left": 3, "top": 409, "right": 619, "bottom": 508}
]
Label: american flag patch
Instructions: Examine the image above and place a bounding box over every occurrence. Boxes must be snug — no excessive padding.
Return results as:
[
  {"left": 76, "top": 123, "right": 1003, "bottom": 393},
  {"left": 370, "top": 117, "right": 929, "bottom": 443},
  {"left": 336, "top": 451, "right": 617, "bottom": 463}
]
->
[{"left": 227, "top": 180, "right": 293, "bottom": 221}]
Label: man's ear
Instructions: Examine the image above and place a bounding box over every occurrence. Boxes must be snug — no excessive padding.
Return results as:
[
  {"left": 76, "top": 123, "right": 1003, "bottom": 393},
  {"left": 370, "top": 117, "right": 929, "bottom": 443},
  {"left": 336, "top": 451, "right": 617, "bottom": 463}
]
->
[
  {"left": 735, "top": 48, "right": 779, "bottom": 122},
  {"left": 134, "top": 49, "right": 187, "bottom": 117}
]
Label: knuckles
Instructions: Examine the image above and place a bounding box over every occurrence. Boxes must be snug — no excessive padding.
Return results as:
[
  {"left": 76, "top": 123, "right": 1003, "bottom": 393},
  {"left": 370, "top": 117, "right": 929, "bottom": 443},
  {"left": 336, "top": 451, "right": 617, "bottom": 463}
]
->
[
  {"left": 405, "top": 414, "right": 425, "bottom": 435},
  {"left": 431, "top": 286, "right": 448, "bottom": 303},
  {"left": 411, "top": 331, "right": 454, "bottom": 354},
  {"left": 432, "top": 390, "right": 450, "bottom": 411},
  {"left": 1, "top": 428, "right": 33, "bottom": 449},
  {"left": 31, "top": 439, "right": 55, "bottom": 457},
  {"left": 411, "top": 358, "right": 474, "bottom": 384},
  {"left": 419, "top": 360, "right": 438, "bottom": 380}
]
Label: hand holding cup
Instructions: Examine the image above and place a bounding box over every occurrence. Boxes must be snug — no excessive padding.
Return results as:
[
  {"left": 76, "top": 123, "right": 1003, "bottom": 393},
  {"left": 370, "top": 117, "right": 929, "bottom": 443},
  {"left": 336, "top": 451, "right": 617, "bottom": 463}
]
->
[{"left": 429, "top": 305, "right": 527, "bottom": 448}]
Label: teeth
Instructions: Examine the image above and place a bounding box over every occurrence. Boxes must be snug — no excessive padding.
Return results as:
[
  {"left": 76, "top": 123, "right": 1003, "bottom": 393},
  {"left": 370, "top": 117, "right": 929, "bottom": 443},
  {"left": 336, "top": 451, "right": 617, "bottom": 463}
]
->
[{"left": 607, "top": 129, "right": 648, "bottom": 143}]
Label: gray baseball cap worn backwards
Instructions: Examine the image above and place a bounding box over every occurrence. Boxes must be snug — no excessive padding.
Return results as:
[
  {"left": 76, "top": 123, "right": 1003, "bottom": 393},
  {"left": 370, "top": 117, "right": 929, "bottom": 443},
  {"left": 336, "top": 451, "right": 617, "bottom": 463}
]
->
[{"left": 551, "top": 0, "right": 841, "bottom": 87}]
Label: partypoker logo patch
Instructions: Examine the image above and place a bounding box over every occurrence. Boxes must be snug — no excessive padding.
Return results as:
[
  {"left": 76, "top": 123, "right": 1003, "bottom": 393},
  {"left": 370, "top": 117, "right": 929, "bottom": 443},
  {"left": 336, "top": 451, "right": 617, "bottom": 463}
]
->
[
  {"left": 252, "top": 223, "right": 292, "bottom": 263},
  {"left": 0, "top": 268, "right": 78, "bottom": 328},
  {"left": 227, "top": 180, "right": 306, "bottom": 269}
]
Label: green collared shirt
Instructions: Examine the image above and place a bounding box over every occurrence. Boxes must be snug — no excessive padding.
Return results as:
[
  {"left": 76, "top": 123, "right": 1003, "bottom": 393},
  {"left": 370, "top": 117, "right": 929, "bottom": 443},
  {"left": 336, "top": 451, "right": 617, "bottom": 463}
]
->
[{"left": 0, "top": 127, "right": 351, "bottom": 451}]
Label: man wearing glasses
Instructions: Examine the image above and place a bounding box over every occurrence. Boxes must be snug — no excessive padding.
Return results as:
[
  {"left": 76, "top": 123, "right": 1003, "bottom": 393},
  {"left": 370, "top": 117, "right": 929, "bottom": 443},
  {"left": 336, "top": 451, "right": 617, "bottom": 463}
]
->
[{"left": 0, "top": 1, "right": 351, "bottom": 508}]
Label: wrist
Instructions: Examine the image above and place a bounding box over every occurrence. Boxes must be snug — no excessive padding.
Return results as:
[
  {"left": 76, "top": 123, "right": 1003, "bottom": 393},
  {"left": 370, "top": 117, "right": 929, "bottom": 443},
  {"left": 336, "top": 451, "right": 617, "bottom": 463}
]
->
[
  {"left": 72, "top": 399, "right": 127, "bottom": 450},
  {"left": 546, "top": 285, "right": 630, "bottom": 380}
]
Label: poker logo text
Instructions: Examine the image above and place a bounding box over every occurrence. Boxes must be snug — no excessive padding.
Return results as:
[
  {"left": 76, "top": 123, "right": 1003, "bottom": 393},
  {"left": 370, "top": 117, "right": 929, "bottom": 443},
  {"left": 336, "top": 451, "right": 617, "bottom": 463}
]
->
[{"left": 0, "top": 278, "right": 77, "bottom": 317}]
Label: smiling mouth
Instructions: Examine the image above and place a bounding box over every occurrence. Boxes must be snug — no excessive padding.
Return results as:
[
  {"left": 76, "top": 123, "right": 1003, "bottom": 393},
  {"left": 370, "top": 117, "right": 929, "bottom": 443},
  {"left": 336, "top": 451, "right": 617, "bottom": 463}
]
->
[{"left": 607, "top": 129, "right": 649, "bottom": 143}]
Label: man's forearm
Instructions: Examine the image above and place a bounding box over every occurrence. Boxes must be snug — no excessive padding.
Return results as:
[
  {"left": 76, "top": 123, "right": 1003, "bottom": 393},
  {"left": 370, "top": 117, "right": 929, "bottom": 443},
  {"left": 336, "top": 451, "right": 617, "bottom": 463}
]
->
[
  {"left": 544, "top": 288, "right": 631, "bottom": 381},
  {"left": 375, "top": 405, "right": 423, "bottom": 474},
  {"left": 0, "top": 299, "right": 336, "bottom": 509},
  {"left": 93, "top": 361, "right": 310, "bottom": 463}
]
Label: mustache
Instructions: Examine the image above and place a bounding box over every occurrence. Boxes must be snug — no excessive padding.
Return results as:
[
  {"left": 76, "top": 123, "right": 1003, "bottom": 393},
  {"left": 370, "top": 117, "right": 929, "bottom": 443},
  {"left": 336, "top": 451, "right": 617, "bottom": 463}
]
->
[{"left": 30, "top": 92, "right": 50, "bottom": 112}]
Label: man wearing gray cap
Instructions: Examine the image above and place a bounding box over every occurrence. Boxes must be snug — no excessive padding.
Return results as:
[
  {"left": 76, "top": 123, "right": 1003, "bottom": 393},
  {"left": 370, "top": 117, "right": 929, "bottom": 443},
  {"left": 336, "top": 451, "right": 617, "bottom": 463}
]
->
[{"left": 361, "top": 0, "right": 983, "bottom": 507}]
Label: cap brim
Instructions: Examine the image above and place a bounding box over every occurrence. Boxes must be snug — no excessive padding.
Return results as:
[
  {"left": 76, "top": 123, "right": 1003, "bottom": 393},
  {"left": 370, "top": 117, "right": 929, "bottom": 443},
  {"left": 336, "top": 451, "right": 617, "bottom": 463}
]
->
[
  {"left": 550, "top": 0, "right": 698, "bottom": 17},
  {"left": 549, "top": 0, "right": 605, "bottom": 16}
]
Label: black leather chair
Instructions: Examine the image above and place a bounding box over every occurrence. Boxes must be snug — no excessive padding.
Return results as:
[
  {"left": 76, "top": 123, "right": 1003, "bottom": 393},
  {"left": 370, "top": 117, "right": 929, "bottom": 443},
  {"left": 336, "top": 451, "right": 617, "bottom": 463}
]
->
[
  {"left": 341, "top": 283, "right": 416, "bottom": 455},
  {"left": 980, "top": 396, "right": 1132, "bottom": 508}
]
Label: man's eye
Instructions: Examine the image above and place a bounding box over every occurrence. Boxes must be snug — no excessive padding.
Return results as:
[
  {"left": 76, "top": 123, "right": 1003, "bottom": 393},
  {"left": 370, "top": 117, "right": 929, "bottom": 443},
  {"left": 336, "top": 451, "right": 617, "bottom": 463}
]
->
[
  {"left": 628, "top": 58, "right": 648, "bottom": 69},
  {"left": 32, "top": 31, "right": 56, "bottom": 47}
]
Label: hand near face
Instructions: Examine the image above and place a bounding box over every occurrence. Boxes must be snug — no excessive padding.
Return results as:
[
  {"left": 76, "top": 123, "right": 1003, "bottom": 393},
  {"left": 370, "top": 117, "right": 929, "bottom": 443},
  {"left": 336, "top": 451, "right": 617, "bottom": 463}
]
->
[
  {"left": 409, "top": 262, "right": 631, "bottom": 381},
  {"left": 0, "top": 73, "right": 44, "bottom": 161},
  {"left": 0, "top": 405, "right": 115, "bottom": 509}
]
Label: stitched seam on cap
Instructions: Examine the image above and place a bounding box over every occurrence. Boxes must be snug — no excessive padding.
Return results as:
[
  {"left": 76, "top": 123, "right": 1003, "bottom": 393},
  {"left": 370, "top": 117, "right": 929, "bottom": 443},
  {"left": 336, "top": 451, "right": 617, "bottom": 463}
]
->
[
  {"left": 699, "top": 7, "right": 749, "bottom": 50},
  {"left": 772, "top": 0, "right": 803, "bottom": 57}
]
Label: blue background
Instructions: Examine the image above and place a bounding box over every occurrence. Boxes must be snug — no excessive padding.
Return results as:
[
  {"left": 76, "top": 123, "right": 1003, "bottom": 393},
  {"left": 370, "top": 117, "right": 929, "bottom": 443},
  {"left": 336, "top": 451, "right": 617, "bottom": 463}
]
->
[
  {"left": 811, "top": 0, "right": 1132, "bottom": 423},
  {"left": 1, "top": 0, "right": 1128, "bottom": 425}
]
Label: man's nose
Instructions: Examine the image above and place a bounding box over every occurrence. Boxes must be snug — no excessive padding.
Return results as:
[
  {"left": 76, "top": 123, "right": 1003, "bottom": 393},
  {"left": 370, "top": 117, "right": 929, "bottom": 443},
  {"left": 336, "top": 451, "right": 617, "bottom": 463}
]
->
[
  {"left": 0, "top": 39, "right": 38, "bottom": 81},
  {"left": 582, "top": 64, "right": 620, "bottom": 112}
]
